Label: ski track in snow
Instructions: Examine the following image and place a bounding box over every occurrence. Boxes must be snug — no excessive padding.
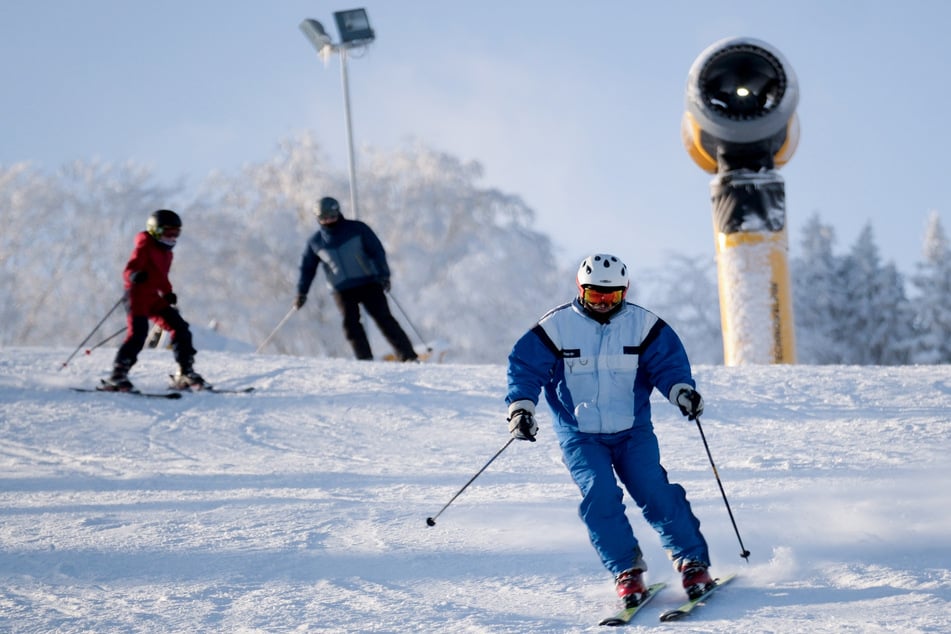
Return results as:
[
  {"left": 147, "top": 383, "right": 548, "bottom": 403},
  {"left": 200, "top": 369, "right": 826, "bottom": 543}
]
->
[{"left": 0, "top": 347, "right": 949, "bottom": 632}]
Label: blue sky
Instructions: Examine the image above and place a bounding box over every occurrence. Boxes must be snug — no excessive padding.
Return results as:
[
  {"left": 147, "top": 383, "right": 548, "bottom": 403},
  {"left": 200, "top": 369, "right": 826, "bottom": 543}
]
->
[{"left": 3, "top": 1, "right": 949, "bottom": 275}]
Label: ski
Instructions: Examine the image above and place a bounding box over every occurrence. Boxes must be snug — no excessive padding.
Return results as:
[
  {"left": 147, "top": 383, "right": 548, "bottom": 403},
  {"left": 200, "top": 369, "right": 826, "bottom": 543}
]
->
[
  {"left": 658, "top": 574, "right": 736, "bottom": 622},
  {"left": 203, "top": 386, "right": 255, "bottom": 394},
  {"left": 71, "top": 386, "right": 182, "bottom": 399},
  {"left": 169, "top": 385, "right": 256, "bottom": 394},
  {"left": 168, "top": 375, "right": 255, "bottom": 394},
  {"left": 598, "top": 582, "right": 666, "bottom": 626}
]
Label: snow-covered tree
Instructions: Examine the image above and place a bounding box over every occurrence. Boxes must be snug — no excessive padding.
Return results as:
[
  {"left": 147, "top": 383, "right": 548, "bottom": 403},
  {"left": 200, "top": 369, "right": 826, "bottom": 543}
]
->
[
  {"left": 359, "top": 142, "right": 565, "bottom": 362},
  {"left": 174, "top": 134, "right": 346, "bottom": 356},
  {"left": 6, "top": 142, "right": 943, "bottom": 367},
  {"left": 635, "top": 255, "right": 722, "bottom": 365},
  {"left": 792, "top": 213, "right": 846, "bottom": 363},
  {"left": 0, "top": 160, "right": 182, "bottom": 347},
  {"left": 835, "top": 224, "right": 914, "bottom": 364},
  {"left": 1, "top": 135, "right": 571, "bottom": 363},
  {"left": 909, "top": 211, "right": 951, "bottom": 363},
  {"left": 141, "top": 133, "right": 567, "bottom": 363}
]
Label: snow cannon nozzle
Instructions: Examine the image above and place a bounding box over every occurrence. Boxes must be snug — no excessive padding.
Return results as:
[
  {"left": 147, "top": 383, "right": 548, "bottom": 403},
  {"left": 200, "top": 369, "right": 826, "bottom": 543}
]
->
[{"left": 683, "top": 36, "right": 799, "bottom": 173}]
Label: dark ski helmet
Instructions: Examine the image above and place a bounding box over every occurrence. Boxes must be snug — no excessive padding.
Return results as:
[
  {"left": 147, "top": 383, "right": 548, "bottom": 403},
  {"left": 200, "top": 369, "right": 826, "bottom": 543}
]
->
[
  {"left": 315, "top": 197, "right": 341, "bottom": 223},
  {"left": 146, "top": 209, "right": 182, "bottom": 238}
]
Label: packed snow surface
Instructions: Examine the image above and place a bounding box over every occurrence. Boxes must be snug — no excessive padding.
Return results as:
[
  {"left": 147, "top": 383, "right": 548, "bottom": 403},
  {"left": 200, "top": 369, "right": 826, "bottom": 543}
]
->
[{"left": 1, "top": 347, "right": 949, "bottom": 632}]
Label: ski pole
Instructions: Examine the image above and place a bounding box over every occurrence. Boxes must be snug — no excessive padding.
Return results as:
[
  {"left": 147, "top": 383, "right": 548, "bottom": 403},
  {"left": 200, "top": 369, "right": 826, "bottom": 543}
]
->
[
  {"left": 85, "top": 327, "right": 126, "bottom": 355},
  {"left": 426, "top": 437, "right": 515, "bottom": 527},
  {"left": 386, "top": 290, "right": 431, "bottom": 351},
  {"left": 59, "top": 297, "right": 124, "bottom": 369},
  {"left": 255, "top": 306, "right": 298, "bottom": 354},
  {"left": 695, "top": 416, "right": 751, "bottom": 562}
]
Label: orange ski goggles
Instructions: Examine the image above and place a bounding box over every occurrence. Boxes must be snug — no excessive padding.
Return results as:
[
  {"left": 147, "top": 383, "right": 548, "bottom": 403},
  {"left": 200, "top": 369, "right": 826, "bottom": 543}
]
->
[{"left": 580, "top": 287, "right": 625, "bottom": 306}]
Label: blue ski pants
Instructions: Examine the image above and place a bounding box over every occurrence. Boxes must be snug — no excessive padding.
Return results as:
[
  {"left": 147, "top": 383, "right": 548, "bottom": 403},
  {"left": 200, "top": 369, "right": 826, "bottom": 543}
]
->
[{"left": 559, "top": 424, "right": 709, "bottom": 575}]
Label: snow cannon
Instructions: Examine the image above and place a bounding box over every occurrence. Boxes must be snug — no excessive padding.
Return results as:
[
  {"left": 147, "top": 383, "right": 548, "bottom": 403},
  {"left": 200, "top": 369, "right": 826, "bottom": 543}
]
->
[{"left": 681, "top": 37, "right": 800, "bottom": 365}]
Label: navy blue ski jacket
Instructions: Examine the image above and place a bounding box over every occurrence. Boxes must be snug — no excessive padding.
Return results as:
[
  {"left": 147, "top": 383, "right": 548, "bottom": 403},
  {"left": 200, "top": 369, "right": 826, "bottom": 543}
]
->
[{"left": 297, "top": 217, "right": 390, "bottom": 295}]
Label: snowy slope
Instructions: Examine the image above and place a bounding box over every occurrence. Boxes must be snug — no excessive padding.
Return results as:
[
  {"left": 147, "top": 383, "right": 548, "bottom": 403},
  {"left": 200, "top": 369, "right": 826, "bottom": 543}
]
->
[{"left": 1, "top": 347, "right": 950, "bottom": 633}]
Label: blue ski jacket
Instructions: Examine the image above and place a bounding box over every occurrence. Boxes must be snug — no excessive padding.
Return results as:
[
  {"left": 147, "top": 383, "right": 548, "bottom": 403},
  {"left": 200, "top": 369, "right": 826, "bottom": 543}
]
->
[
  {"left": 506, "top": 299, "right": 696, "bottom": 439},
  {"left": 297, "top": 218, "right": 390, "bottom": 294}
]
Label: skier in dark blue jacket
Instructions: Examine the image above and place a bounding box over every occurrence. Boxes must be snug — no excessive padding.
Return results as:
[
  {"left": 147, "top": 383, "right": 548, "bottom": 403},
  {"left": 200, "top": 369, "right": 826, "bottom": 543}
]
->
[
  {"left": 295, "top": 197, "right": 417, "bottom": 361},
  {"left": 505, "top": 253, "right": 714, "bottom": 608}
]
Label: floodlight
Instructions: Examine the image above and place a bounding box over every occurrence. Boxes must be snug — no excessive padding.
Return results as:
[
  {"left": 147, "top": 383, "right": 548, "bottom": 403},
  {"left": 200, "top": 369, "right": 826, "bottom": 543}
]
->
[
  {"left": 333, "top": 9, "right": 374, "bottom": 44},
  {"left": 299, "top": 19, "right": 333, "bottom": 54}
]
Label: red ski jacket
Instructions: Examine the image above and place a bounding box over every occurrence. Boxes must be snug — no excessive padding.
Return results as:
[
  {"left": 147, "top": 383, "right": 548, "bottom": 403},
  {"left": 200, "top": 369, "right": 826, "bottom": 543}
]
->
[{"left": 123, "top": 231, "right": 174, "bottom": 316}]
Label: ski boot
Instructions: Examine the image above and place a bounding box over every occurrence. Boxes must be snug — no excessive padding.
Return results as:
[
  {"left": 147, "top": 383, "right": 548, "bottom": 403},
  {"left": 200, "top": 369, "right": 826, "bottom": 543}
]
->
[
  {"left": 615, "top": 568, "right": 648, "bottom": 608},
  {"left": 102, "top": 363, "right": 134, "bottom": 391},
  {"left": 170, "top": 366, "right": 208, "bottom": 391},
  {"left": 679, "top": 561, "right": 715, "bottom": 600}
]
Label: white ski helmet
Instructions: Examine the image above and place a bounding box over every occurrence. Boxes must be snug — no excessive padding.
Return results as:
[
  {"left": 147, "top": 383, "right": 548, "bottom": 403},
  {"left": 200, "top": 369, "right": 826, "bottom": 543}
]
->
[
  {"left": 576, "top": 253, "right": 629, "bottom": 310},
  {"left": 577, "top": 253, "right": 629, "bottom": 288}
]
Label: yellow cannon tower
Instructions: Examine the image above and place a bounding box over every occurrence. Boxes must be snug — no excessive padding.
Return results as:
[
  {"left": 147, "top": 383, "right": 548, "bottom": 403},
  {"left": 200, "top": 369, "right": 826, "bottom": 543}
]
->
[{"left": 682, "top": 37, "right": 800, "bottom": 364}]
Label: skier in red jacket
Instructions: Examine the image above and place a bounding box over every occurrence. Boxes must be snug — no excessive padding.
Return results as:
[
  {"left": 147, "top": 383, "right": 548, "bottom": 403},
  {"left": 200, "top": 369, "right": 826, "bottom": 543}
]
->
[{"left": 103, "top": 209, "right": 206, "bottom": 391}]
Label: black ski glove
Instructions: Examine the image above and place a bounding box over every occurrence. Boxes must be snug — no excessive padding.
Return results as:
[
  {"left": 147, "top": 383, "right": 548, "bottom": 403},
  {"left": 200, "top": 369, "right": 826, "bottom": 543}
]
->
[
  {"left": 130, "top": 270, "right": 148, "bottom": 284},
  {"left": 294, "top": 294, "right": 307, "bottom": 309},
  {"left": 164, "top": 292, "right": 177, "bottom": 306},
  {"left": 380, "top": 278, "right": 391, "bottom": 292},
  {"left": 670, "top": 383, "right": 704, "bottom": 420},
  {"left": 507, "top": 400, "right": 538, "bottom": 442}
]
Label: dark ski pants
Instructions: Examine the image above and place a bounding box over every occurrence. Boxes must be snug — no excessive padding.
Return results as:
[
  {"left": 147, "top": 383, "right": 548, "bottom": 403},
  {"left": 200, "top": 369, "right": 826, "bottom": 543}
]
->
[
  {"left": 114, "top": 306, "right": 196, "bottom": 371},
  {"left": 559, "top": 425, "right": 710, "bottom": 576},
  {"left": 333, "top": 283, "right": 417, "bottom": 361}
]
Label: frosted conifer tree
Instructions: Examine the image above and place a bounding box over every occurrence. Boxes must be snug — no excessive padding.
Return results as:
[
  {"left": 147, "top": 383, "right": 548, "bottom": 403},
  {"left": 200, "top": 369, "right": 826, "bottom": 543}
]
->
[
  {"left": 836, "top": 224, "right": 913, "bottom": 364},
  {"left": 910, "top": 211, "right": 951, "bottom": 363},
  {"left": 792, "top": 214, "right": 844, "bottom": 363}
]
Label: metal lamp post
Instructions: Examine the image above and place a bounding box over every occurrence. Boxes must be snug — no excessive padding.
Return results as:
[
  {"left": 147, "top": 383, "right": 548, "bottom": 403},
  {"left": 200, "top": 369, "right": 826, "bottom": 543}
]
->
[{"left": 300, "top": 9, "right": 376, "bottom": 219}]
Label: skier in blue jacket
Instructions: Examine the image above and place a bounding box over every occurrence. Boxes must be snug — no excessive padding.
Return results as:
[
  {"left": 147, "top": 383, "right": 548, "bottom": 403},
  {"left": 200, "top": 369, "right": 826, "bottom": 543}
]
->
[
  {"left": 505, "top": 253, "right": 713, "bottom": 608},
  {"left": 295, "top": 197, "right": 418, "bottom": 361}
]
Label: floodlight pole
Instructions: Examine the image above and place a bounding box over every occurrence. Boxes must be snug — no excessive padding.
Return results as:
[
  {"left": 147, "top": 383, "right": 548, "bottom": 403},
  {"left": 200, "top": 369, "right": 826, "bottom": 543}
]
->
[
  {"left": 338, "top": 45, "right": 359, "bottom": 220},
  {"left": 299, "top": 10, "right": 374, "bottom": 221}
]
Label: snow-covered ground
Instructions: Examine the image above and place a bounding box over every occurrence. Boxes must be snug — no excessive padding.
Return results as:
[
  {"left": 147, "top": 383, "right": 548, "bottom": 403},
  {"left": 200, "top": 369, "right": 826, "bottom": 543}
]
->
[{"left": 1, "top": 347, "right": 949, "bottom": 633}]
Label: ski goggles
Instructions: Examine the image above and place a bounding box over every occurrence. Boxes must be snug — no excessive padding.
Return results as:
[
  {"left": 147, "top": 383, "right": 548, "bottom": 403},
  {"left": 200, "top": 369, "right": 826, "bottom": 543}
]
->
[{"left": 581, "top": 287, "right": 625, "bottom": 306}]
